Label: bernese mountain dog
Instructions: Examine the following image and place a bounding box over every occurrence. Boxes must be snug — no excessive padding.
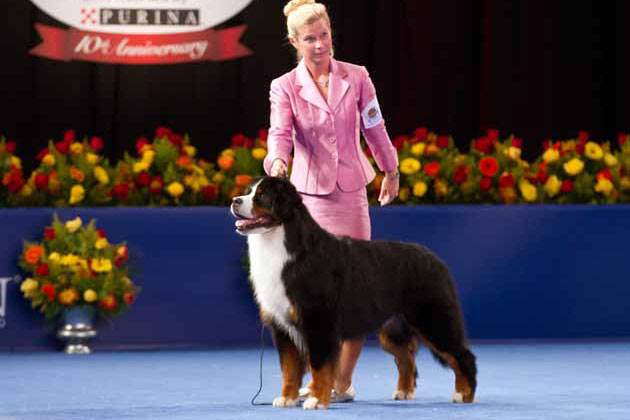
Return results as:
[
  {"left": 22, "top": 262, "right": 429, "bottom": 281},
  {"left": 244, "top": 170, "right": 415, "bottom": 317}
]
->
[{"left": 230, "top": 176, "right": 477, "bottom": 410}]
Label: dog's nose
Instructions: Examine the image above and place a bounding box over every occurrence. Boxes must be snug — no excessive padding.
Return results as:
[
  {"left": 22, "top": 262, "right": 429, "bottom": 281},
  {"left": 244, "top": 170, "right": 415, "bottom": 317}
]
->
[{"left": 232, "top": 197, "right": 242, "bottom": 206}]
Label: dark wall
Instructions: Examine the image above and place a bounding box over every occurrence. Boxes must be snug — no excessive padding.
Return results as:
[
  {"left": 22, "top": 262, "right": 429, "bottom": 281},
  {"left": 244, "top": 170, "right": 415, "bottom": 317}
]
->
[{"left": 1, "top": 0, "right": 629, "bottom": 166}]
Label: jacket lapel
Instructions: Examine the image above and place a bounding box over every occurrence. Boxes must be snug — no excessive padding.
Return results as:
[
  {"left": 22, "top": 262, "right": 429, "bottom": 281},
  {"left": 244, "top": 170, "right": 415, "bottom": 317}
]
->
[
  {"left": 296, "top": 59, "right": 331, "bottom": 113},
  {"left": 328, "top": 58, "right": 350, "bottom": 113}
]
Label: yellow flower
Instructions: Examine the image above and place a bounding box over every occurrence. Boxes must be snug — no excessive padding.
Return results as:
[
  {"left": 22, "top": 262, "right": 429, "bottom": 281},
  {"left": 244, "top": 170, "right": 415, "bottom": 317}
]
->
[
  {"left": 519, "top": 180, "right": 538, "bottom": 202},
  {"left": 543, "top": 148, "right": 560, "bottom": 163},
  {"left": 184, "top": 174, "right": 208, "bottom": 192},
  {"left": 83, "top": 289, "right": 98, "bottom": 303},
  {"left": 167, "top": 182, "right": 184, "bottom": 197},
  {"left": 434, "top": 179, "right": 449, "bottom": 197},
  {"left": 20, "top": 278, "right": 38, "bottom": 294},
  {"left": 412, "top": 181, "right": 427, "bottom": 197},
  {"left": 94, "top": 166, "right": 109, "bottom": 184},
  {"left": 398, "top": 186, "right": 410, "bottom": 202},
  {"left": 184, "top": 145, "right": 197, "bottom": 157},
  {"left": 594, "top": 178, "right": 613, "bottom": 195},
  {"left": 60, "top": 254, "right": 80, "bottom": 266},
  {"left": 70, "top": 142, "right": 84, "bottom": 155},
  {"left": 454, "top": 154, "right": 468, "bottom": 166},
  {"left": 252, "top": 148, "right": 267, "bottom": 160},
  {"left": 133, "top": 161, "right": 150, "bottom": 173},
  {"left": 563, "top": 158, "right": 584, "bottom": 176},
  {"left": 584, "top": 142, "right": 604, "bottom": 160},
  {"left": 69, "top": 185, "right": 85, "bottom": 204},
  {"left": 505, "top": 146, "right": 522, "bottom": 160},
  {"left": 122, "top": 277, "right": 133, "bottom": 287},
  {"left": 425, "top": 144, "right": 440, "bottom": 156},
  {"left": 20, "top": 184, "right": 33, "bottom": 197},
  {"left": 91, "top": 258, "right": 113, "bottom": 273},
  {"left": 49, "top": 252, "right": 61, "bottom": 263},
  {"left": 142, "top": 150, "right": 155, "bottom": 164},
  {"left": 42, "top": 154, "right": 56, "bottom": 167},
  {"left": 212, "top": 172, "right": 225, "bottom": 184},
  {"left": 620, "top": 177, "right": 630, "bottom": 191},
  {"left": 59, "top": 288, "right": 79, "bottom": 305},
  {"left": 95, "top": 238, "right": 108, "bottom": 250},
  {"left": 604, "top": 153, "right": 618, "bottom": 168},
  {"left": 221, "top": 149, "right": 235, "bottom": 157},
  {"left": 10, "top": 156, "right": 21, "bottom": 169},
  {"left": 543, "top": 175, "right": 562, "bottom": 198},
  {"left": 65, "top": 217, "right": 82, "bottom": 233},
  {"left": 86, "top": 153, "right": 100, "bottom": 164},
  {"left": 400, "top": 158, "right": 421, "bottom": 175},
  {"left": 411, "top": 143, "right": 426, "bottom": 156}
]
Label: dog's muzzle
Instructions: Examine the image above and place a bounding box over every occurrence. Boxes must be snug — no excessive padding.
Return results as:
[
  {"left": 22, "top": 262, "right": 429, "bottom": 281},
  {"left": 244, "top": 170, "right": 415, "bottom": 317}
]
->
[{"left": 231, "top": 197, "right": 274, "bottom": 234}]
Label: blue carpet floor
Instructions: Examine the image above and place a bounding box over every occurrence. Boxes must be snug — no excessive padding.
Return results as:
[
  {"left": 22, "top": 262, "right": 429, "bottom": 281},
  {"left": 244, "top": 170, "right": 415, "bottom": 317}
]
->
[{"left": 1, "top": 341, "right": 628, "bottom": 420}]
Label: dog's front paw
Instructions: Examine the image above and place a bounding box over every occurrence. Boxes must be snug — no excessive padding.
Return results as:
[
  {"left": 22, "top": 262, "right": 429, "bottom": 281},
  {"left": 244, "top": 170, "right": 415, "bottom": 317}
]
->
[
  {"left": 272, "top": 396, "right": 298, "bottom": 407},
  {"left": 452, "top": 390, "right": 474, "bottom": 403},
  {"left": 303, "top": 396, "right": 327, "bottom": 410},
  {"left": 392, "top": 390, "right": 415, "bottom": 400}
]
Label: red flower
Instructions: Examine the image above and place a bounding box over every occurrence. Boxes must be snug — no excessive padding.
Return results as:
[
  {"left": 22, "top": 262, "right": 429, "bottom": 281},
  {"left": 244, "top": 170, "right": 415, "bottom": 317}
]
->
[
  {"left": 149, "top": 176, "right": 164, "bottom": 195},
  {"left": 5, "top": 141, "right": 16, "bottom": 153},
  {"left": 618, "top": 133, "right": 628, "bottom": 147},
  {"left": 258, "top": 129, "right": 269, "bottom": 142},
  {"left": 596, "top": 168, "right": 613, "bottom": 181},
  {"left": 55, "top": 141, "right": 69, "bottom": 155},
  {"left": 114, "top": 257, "right": 125, "bottom": 267},
  {"left": 243, "top": 138, "right": 254, "bottom": 149},
  {"left": 453, "top": 165, "right": 469, "bottom": 184},
  {"left": 578, "top": 131, "right": 589, "bottom": 143},
  {"left": 36, "top": 263, "right": 49, "bottom": 276},
  {"left": 5, "top": 169, "right": 24, "bottom": 193},
  {"left": 41, "top": 283, "right": 56, "bottom": 302},
  {"left": 480, "top": 177, "right": 493, "bottom": 191},
  {"left": 487, "top": 129, "right": 500, "bottom": 142},
  {"left": 34, "top": 173, "right": 49, "bottom": 190},
  {"left": 511, "top": 137, "right": 523, "bottom": 148},
  {"left": 100, "top": 294, "right": 118, "bottom": 311},
  {"left": 202, "top": 185, "right": 219, "bottom": 201},
  {"left": 168, "top": 133, "right": 184, "bottom": 148},
  {"left": 498, "top": 172, "right": 515, "bottom": 188},
  {"left": 63, "top": 130, "right": 75, "bottom": 143},
  {"left": 561, "top": 180, "right": 574, "bottom": 193},
  {"left": 89, "top": 136, "right": 104, "bottom": 151},
  {"left": 536, "top": 170, "right": 549, "bottom": 184},
  {"left": 543, "top": 139, "right": 552, "bottom": 150},
  {"left": 473, "top": 137, "right": 494, "bottom": 154},
  {"left": 392, "top": 135, "right": 407, "bottom": 150},
  {"left": 414, "top": 127, "right": 429, "bottom": 142},
  {"left": 424, "top": 161, "right": 440, "bottom": 178},
  {"left": 479, "top": 157, "right": 499, "bottom": 177},
  {"left": 135, "top": 172, "right": 151, "bottom": 187},
  {"left": 44, "top": 228, "right": 55, "bottom": 240},
  {"left": 136, "top": 137, "right": 149, "bottom": 154},
  {"left": 123, "top": 292, "right": 135, "bottom": 305},
  {"left": 97, "top": 229, "right": 106, "bottom": 238},
  {"left": 231, "top": 133, "right": 250, "bottom": 147},
  {"left": 36, "top": 147, "right": 49, "bottom": 160},
  {"left": 155, "top": 126, "right": 173, "bottom": 139},
  {"left": 437, "top": 136, "right": 450, "bottom": 149},
  {"left": 575, "top": 143, "right": 585, "bottom": 155},
  {"left": 111, "top": 183, "right": 130, "bottom": 201}
]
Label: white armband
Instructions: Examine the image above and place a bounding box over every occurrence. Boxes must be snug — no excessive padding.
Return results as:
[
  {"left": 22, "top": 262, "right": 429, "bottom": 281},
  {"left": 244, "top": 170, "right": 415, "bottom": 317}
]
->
[{"left": 361, "top": 97, "right": 383, "bottom": 129}]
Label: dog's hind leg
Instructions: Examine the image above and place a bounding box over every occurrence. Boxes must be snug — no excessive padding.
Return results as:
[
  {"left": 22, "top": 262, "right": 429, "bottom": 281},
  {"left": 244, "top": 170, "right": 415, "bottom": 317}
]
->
[
  {"left": 378, "top": 315, "right": 418, "bottom": 400},
  {"left": 271, "top": 327, "right": 307, "bottom": 408}
]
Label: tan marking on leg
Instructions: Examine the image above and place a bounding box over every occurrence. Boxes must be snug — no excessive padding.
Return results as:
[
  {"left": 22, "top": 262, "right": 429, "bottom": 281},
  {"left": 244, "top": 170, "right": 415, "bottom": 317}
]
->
[
  {"left": 309, "top": 362, "right": 336, "bottom": 407},
  {"left": 421, "top": 338, "right": 475, "bottom": 403},
  {"left": 378, "top": 331, "right": 418, "bottom": 396},
  {"left": 279, "top": 340, "right": 306, "bottom": 399}
]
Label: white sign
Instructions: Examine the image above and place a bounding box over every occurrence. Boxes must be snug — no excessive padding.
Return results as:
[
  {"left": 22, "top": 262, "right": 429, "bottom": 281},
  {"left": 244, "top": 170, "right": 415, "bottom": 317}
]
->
[
  {"left": 0, "top": 276, "right": 19, "bottom": 329},
  {"left": 30, "top": 0, "right": 255, "bottom": 34}
]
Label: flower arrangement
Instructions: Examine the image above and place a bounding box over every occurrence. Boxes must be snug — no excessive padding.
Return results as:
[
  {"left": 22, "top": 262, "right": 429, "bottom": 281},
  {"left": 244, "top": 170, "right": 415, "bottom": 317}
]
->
[
  {"left": 112, "top": 126, "right": 220, "bottom": 206},
  {"left": 0, "top": 136, "right": 25, "bottom": 205},
  {"left": 19, "top": 215, "right": 139, "bottom": 320},
  {"left": 20, "top": 130, "right": 113, "bottom": 207},
  {"left": 213, "top": 129, "right": 268, "bottom": 204}
]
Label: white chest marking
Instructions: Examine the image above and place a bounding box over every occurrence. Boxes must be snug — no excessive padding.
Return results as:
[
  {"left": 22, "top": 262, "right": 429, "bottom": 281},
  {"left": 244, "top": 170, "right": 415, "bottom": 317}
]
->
[{"left": 248, "top": 227, "right": 305, "bottom": 352}]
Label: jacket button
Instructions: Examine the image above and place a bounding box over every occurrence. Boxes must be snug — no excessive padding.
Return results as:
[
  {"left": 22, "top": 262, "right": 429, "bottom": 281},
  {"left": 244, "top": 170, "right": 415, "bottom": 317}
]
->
[
  {"left": 329, "top": 137, "right": 336, "bottom": 143},
  {"left": 332, "top": 152, "right": 338, "bottom": 159}
]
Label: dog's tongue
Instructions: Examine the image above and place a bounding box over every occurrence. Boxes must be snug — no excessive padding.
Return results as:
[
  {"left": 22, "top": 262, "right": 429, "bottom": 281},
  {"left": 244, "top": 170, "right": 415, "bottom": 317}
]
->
[{"left": 235, "top": 219, "right": 252, "bottom": 228}]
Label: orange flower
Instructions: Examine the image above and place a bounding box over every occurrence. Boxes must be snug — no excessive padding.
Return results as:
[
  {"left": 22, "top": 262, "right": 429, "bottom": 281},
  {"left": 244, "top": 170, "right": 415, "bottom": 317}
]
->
[
  {"left": 24, "top": 245, "right": 44, "bottom": 264},
  {"left": 218, "top": 155, "right": 235, "bottom": 171},
  {"left": 58, "top": 288, "right": 79, "bottom": 305},
  {"left": 176, "top": 156, "right": 192, "bottom": 167},
  {"left": 235, "top": 174, "right": 253, "bottom": 187},
  {"left": 69, "top": 167, "right": 85, "bottom": 183}
]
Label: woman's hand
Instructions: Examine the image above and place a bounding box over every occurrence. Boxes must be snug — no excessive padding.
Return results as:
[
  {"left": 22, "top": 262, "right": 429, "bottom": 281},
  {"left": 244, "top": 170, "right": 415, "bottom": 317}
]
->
[
  {"left": 379, "top": 170, "right": 399, "bottom": 206},
  {"left": 270, "top": 158, "right": 288, "bottom": 178}
]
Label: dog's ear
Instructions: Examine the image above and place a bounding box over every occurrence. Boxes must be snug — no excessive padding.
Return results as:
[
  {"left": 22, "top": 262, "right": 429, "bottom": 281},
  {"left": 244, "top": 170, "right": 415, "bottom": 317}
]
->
[{"left": 271, "top": 178, "right": 301, "bottom": 221}]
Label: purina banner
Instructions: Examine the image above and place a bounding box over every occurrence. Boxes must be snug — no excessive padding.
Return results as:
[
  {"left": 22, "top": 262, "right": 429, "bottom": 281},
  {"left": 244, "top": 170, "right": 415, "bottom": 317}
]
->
[{"left": 29, "top": 0, "right": 254, "bottom": 64}]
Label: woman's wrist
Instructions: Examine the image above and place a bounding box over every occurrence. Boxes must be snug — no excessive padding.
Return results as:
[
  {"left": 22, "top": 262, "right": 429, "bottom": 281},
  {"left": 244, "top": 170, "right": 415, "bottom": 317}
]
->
[{"left": 385, "top": 169, "right": 399, "bottom": 180}]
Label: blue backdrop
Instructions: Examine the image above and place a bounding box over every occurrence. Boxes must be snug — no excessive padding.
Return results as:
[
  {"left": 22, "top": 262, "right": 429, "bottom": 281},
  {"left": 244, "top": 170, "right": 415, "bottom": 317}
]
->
[{"left": 1, "top": 205, "right": 629, "bottom": 351}]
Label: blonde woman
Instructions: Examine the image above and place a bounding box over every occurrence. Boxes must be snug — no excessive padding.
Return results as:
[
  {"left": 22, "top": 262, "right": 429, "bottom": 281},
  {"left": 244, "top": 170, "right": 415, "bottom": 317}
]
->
[{"left": 265, "top": 0, "right": 399, "bottom": 403}]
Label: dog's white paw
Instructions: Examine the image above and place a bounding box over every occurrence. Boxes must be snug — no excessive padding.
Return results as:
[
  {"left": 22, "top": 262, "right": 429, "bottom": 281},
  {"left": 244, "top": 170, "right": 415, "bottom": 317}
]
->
[
  {"left": 392, "top": 389, "right": 415, "bottom": 400},
  {"left": 303, "top": 396, "right": 327, "bottom": 410},
  {"left": 452, "top": 391, "right": 464, "bottom": 403},
  {"left": 272, "top": 396, "right": 298, "bottom": 408}
]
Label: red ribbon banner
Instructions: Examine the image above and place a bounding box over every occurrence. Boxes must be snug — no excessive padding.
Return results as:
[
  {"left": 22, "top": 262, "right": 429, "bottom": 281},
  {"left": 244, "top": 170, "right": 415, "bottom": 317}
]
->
[{"left": 30, "top": 23, "right": 252, "bottom": 64}]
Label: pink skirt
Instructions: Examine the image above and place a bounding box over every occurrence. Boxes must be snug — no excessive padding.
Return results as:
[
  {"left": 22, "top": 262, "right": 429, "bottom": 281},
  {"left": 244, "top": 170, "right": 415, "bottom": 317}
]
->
[{"left": 300, "top": 186, "right": 371, "bottom": 240}]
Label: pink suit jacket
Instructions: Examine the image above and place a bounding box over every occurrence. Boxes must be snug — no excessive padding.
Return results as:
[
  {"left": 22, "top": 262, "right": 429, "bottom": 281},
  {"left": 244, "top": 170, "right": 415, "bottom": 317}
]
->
[{"left": 264, "top": 58, "right": 398, "bottom": 195}]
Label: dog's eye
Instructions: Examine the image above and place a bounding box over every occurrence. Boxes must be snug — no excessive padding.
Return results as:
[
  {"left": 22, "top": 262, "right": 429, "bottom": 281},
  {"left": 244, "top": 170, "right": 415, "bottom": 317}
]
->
[
  {"left": 244, "top": 186, "right": 252, "bottom": 195},
  {"left": 255, "top": 193, "right": 272, "bottom": 208}
]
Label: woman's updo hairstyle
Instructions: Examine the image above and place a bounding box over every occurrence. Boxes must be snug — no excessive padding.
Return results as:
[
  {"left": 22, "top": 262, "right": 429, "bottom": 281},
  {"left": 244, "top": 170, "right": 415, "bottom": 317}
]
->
[{"left": 283, "top": 0, "right": 331, "bottom": 41}]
